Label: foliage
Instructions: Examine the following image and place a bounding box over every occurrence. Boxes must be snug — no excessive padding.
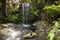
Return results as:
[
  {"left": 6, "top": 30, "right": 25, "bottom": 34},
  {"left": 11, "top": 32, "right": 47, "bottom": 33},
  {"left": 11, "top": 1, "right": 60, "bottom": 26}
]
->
[
  {"left": 47, "top": 29, "right": 56, "bottom": 40},
  {"left": 7, "top": 11, "right": 22, "bottom": 23},
  {"left": 6, "top": 1, "right": 22, "bottom": 23},
  {"left": 43, "top": 2, "right": 60, "bottom": 23},
  {"left": 54, "top": 1, "right": 60, "bottom": 5},
  {"left": 53, "top": 21, "right": 60, "bottom": 28},
  {"left": 0, "top": 0, "right": 60, "bottom": 24},
  {"left": 43, "top": 5, "right": 60, "bottom": 12},
  {"left": 6, "top": 0, "right": 41, "bottom": 23},
  {"left": 30, "top": 5, "right": 39, "bottom": 16},
  {"left": 30, "top": 5, "right": 39, "bottom": 21},
  {"left": 9, "top": 2, "right": 19, "bottom": 13},
  {"left": 8, "top": 14, "right": 18, "bottom": 22},
  {"left": 47, "top": 21, "right": 60, "bottom": 40}
]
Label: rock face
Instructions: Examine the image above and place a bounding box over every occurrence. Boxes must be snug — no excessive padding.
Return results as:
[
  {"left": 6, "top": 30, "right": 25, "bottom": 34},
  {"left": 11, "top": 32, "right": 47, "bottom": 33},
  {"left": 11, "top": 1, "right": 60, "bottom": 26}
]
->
[
  {"left": 0, "top": 22, "right": 49, "bottom": 40},
  {"left": 22, "top": 32, "right": 37, "bottom": 38},
  {"left": 0, "top": 28, "right": 22, "bottom": 40},
  {"left": 1, "top": 23, "right": 17, "bottom": 28},
  {"left": 0, "top": 23, "right": 22, "bottom": 40},
  {"left": 33, "top": 21, "right": 49, "bottom": 40},
  {"left": 0, "top": 23, "right": 32, "bottom": 40}
]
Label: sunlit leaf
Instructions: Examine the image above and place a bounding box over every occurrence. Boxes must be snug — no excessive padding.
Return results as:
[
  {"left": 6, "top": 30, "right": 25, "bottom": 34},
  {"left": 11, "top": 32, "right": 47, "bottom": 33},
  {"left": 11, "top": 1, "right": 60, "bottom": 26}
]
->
[
  {"left": 43, "top": 5, "right": 60, "bottom": 12},
  {"left": 47, "top": 29, "right": 56, "bottom": 40},
  {"left": 53, "top": 21, "right": 60, "bottom": 28}
]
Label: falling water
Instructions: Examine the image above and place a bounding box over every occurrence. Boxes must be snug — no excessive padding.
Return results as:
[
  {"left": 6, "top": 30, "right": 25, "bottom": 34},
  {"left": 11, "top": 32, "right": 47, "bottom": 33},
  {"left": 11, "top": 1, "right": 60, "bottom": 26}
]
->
[
  {"left": 22, "top": 2, "right": 31, "bottom": 27},
  {"left": 0, "top": 28, "right": 21, "bottom": 40},
  {"left": 0, "top": 2, "right": 31, "bottom": 40},
  {"left": 6, "top": 29, "right": 21, "bottom": 40}
]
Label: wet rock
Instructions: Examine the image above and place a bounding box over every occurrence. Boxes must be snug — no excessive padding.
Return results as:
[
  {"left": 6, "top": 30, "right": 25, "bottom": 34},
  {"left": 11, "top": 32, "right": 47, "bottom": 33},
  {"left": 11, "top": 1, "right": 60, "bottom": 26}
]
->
[
  {"left": 0, "top": 28, "right": 22, "bottom": 40},
  {"left": 22, "top": 32, "right": 37, "bottom": 38},
  {"left": 33, "top": 21, "right": 49, "bottom": 40},
  {"left": 1, "top": 23, "right": 18, "bottom": 30},
  {"left": 0, "top": 21, "right": 50, "bottom": 40}
]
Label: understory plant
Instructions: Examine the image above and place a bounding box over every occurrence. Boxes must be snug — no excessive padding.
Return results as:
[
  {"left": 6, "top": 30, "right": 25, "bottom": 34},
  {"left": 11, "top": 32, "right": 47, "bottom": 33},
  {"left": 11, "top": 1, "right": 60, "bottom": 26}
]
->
[
  {"left": 43, "top": 1, "right": 60, "bottom": 24},
  {"left": 43, "top": 4, "right": 60, "bottom": 12},
  {"left": 47, "top": 21, "right": 60, "bottom": 40}
]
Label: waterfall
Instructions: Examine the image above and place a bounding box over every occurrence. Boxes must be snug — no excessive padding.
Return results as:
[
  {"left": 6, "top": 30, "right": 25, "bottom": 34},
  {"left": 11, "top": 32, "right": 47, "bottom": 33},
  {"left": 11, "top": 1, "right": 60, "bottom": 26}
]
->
[
  {"left": 22, "top": 2, "right": 31, "bottom": 27},
  {"left": 6, "top": 28, "right": 21, "bottom": 40}
]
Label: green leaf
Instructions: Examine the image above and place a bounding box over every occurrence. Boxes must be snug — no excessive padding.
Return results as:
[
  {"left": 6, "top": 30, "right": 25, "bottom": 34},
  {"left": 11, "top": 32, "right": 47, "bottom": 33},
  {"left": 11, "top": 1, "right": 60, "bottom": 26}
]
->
[
  {"left": 43, "top": 5, "right": 60, "bottom": 12},
  {"left": 47, "top": 29, "right": 56, "bottom": 40},
  {"left": 53, "top": 21, "right": 60, "bottom": 28},
  {"left": 34, "top": 10, "right": 38, "bottom": 16}
]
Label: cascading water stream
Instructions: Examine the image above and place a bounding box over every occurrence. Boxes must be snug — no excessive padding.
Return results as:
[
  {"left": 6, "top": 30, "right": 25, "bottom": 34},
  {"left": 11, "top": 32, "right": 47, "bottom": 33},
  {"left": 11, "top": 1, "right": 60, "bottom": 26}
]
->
[
  {"left": 22, "top": 2, "right": 31, "bottom": 28},
  {"left": 0, "top": 2, "right": 31, "bottom": 40},
  {"left": 6, "top": 29, "right": 21, "bottom": 40},
  {"left": 0, "top": 28, "right": 22, "bottom": 40}
]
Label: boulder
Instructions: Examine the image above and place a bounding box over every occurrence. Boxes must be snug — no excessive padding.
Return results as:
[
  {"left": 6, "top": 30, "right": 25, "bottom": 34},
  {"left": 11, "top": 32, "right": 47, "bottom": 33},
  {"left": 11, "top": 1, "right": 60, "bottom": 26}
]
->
[{"left": 0, "top": 28, "right": 21, "bottom": 40}]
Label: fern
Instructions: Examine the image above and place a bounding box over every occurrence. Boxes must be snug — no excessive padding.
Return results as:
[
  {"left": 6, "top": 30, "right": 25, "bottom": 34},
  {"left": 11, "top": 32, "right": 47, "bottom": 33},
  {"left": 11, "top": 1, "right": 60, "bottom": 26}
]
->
[
  {"left": 43, "top": 5, "right": 60, "bottom": 12},
  {"left": 47, "top": 21, "right": 60, "bottom": 40},
  {"left": 47, "top": 29, "right": 57, "bottom": 40}
]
